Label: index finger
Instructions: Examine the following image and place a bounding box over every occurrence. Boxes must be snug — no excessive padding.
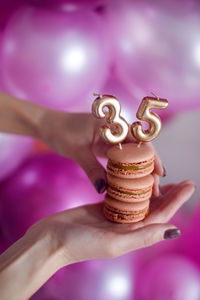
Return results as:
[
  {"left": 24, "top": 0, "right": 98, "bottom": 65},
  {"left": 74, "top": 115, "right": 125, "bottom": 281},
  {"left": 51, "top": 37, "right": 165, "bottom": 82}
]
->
[{"left": 152, "top": 145, "right": 165, "bottom": 177}]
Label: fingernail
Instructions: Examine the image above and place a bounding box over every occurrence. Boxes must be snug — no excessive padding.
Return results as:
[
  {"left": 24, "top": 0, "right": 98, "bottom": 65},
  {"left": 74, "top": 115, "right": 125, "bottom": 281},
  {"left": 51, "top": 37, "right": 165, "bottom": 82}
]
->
[
  {"left": 164, "top": 228, "right": 181, "bottom": 240},
  {"left": 159, "top": 185, "right": 163, "bottom": 196},
  {"left": 162, "top": 166, "right": 166, "bottom": 177},
  {"left": 95, "top": 179, "right": 107, "bottom": 194}
]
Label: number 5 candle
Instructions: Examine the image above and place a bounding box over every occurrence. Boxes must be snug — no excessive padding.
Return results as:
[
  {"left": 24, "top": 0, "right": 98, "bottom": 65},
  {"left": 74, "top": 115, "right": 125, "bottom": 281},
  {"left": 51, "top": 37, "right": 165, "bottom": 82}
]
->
[{"left": 131, "top": 94, "right": 168, "bottom": 142}]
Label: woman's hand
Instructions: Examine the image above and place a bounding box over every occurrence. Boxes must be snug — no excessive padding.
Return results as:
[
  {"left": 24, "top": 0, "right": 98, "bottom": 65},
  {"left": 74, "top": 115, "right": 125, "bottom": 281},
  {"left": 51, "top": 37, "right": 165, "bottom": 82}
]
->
[
  {"left": 29, "top": 180, "right": 195, "bottom": 265},
  {"left": 0, "top": 180, "right": 195, "bottom": 300},
  {"left": 41, "top": 111, "right": 165, "bottom": 195}
]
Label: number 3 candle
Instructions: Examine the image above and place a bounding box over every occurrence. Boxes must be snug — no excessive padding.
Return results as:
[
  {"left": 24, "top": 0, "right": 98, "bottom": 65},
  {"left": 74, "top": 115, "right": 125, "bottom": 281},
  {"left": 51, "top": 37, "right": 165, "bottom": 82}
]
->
[{"left": 92, "top": 94, "right": 129, "bottom": 144}]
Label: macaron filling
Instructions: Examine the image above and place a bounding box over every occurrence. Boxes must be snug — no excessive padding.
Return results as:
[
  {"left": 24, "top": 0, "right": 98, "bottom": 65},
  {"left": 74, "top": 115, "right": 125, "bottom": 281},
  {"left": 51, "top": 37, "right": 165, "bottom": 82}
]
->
[
  {"left": 107, "top": 160, "right": 153, "bottom": 171},
  {"left": 104, "top": 205, "right": 148, "bottom": 218},
  {"left": 108, "top": 185, "right": 151, "bottom": 196}
]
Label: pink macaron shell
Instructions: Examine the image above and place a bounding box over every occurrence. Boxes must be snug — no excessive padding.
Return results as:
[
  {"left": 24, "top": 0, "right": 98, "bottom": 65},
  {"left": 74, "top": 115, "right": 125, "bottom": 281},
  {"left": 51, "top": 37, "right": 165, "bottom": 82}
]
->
[
  {"left": 107, "top": 173, "right": 154, "bottom": 189},
  {"left": 107, "top": 187, "right": 153, "bottom": 202},
  {"left": 104, "top": 207, "right": 147, "bottom": 224},
  {"left": 107, "top": 161, "right": 154, "bottom": 179},
  {"left": 107, "top": 173, "right": 154, "bottom": 202},
  {"left": 104, "top": 194, "right": 149, "bottom": 213},
  {"left": 104, "top": 194, "right": 149, "bottom": 224},
  {"left": 107, "top": 143, "right": 155, "bottom": 164}
]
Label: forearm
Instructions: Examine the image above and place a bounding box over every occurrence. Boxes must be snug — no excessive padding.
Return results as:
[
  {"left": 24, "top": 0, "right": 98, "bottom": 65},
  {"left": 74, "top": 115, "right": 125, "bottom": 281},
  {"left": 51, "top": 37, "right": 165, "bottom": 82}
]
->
[
  {"left": 0, "top": 229, "right": 63, "bottom": 300},
  {"left": 0, "top": 92, "right": 47, "bottom": 139}
]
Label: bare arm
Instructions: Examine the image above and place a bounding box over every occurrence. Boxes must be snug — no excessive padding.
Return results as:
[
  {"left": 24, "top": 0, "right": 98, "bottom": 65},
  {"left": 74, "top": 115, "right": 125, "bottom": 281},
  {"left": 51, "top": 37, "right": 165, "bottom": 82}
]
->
[
  {"left": 0, "top": 92, "right": 165, "bottom": 194},
  {"left": 0, "top": 227, "right": 63, "bottom": 300},
  {"left": 0, "top": 92, "right": 46, "bottom": 138}
]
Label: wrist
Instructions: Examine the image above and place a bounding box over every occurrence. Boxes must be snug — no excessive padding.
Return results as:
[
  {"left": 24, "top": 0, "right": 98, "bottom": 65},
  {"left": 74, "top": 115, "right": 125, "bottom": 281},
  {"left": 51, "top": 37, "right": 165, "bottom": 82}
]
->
[
  {"left": 25, "top": 221, "right": 65, "bottom": 270},
  {"left": 26, "top": 219, "right": 73, "bottom": 269},
  {"left": 0, "top": 225, "right": 64, "bottom": 300},
  {"left": 0, "top": 92, "right": 48, "bottom": 139},
  {"left": 31, "top": 218, "right": 80, "bottom": 268}
]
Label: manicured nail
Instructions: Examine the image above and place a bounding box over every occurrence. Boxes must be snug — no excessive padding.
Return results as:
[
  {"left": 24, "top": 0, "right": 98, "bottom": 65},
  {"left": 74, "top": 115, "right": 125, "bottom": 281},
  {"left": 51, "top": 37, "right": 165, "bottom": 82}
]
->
[
  {"left": 162, "top": 166, "right": 166, "bottom": 177},
  {"left": 164, "top": 228, "right": 181, "bottom": 240},
  {"left": 159, "top": 185, "right": 163, "bottom": 196},
  {"left": 95, "top": 179, "right": 107, "bottom": 194}
]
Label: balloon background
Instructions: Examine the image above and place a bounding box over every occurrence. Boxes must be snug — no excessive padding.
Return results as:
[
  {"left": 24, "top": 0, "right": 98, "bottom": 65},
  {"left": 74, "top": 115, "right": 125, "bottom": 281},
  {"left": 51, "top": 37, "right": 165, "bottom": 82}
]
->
[{"left": 0, "top": 0, "right": 200, "bottom": 299}]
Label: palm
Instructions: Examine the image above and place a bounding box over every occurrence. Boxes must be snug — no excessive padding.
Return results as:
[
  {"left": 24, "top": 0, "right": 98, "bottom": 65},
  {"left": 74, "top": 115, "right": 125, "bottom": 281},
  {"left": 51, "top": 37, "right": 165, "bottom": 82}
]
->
[
  {"left": 52, "top": 180, "right": 194, "bottom": 264},
  {"left": 68, "top": 180, "right": 193, "bottom": 228}
]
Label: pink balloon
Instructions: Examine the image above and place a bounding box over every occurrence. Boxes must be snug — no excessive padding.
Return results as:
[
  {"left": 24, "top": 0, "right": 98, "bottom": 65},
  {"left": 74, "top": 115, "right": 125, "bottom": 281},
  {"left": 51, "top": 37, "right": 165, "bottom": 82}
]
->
[
  {"left": 135, "top": 210, "right": 187, "bottom": 269},
  {"left": 28, "top": 0, "right": 106, "bottom": 10},
  {"left": 0, "top": 6, "right": 110, "bottom": 110},
  {"left": 0, "top": 153, "right": 101, "bottom": 243},
  {"left": 100, "top": 71, "right": 138, "bottom": 124},
  {"left": 0, "top": 229, "right": 10, "bottom": 255},
  {"left": 0, "top": 133, "right": 32, "bottom": 182},
  {"left": 31, "top": 254, "right": 134, "bottom": 300},
  {"left": 136, "top": 255, "right": 200, "bottom": 300},
  {"left": 101, "top": 70, "right": 174, "bottom": 125},
  {"left": 107, "top": 0, "right": 200, "bottom": 112},
  {"left": 0, "top": 0, "right": 23, "bottom": 29},
  {"left": 182, "top": 204, "right": 200, "bottom": 266}
]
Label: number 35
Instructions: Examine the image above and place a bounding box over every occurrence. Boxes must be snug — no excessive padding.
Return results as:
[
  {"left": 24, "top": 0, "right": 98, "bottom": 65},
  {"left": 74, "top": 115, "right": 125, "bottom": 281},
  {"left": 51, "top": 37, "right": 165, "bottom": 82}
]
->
[{"left": 92, "top": 94, "right": 168, "bottom": 144}]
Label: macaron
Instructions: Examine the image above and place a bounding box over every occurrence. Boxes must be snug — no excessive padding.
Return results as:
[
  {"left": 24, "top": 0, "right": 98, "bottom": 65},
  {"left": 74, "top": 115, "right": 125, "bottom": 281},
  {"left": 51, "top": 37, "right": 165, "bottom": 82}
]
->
[
  {"left": 104, "top": 194, "right": 149, "bottom": 223},
  {"left": 107, "top": 143, "right": 155, "bottom": 179},
  {"left": 107, "top": 173, "right": 154, "bottom": 202}
]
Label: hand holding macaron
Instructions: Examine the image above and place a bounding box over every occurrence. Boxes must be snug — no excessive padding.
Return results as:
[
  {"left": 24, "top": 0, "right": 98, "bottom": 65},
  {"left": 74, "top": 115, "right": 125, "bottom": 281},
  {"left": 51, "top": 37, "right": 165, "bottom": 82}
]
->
[
  {"left": 0, "top": 178, "right": 195, "bottom": 300},
  {"left": 41, "top": 112, "right": 164, "bottom": 195},
  {"left": 28, "top": 179, "right": 195, "bottom": 264}
]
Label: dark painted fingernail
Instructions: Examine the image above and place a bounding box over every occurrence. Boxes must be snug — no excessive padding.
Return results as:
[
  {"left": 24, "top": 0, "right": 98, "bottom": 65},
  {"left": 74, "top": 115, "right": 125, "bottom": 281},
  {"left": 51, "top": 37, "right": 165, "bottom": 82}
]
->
[
  {"left": 95, "top": 179, "right": 107, "bottom": 194},
  {"left": 159, "top": 185, "right": 163, "bottom": 196},
  {"left": 164, "top": 229, "right": 181, "bottom": 240},
  {"left": 162, "top": 166, "right": 166, "bottom": 177}
]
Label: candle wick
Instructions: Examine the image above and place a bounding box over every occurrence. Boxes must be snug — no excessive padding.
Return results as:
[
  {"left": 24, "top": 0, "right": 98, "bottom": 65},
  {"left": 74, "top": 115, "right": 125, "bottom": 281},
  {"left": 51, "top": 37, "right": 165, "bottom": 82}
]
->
[
  {"left": 137, "top": 142, "right": 142, "bottom": 148},
  {"left": 93, "top": 92, "right": 103, "bottom": 99},
  {"left": 119, "top": 143, "right": 123, "bottom": 150},
  {"left": 151, "top": 92, "right": 160, "bottom": 101}
]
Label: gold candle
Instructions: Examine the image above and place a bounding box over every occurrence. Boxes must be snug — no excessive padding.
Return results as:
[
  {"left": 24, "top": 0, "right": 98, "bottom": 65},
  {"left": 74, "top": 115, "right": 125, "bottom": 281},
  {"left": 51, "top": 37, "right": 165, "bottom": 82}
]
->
[{"left": 92, "top": 94, "right": 129, "bottom": 144}]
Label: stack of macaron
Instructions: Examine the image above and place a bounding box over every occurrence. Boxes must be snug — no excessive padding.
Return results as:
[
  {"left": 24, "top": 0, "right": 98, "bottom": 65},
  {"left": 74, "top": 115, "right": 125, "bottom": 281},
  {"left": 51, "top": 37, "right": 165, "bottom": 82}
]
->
[{"left": 104, "top": 143, "right": 155, "bottom": 223}]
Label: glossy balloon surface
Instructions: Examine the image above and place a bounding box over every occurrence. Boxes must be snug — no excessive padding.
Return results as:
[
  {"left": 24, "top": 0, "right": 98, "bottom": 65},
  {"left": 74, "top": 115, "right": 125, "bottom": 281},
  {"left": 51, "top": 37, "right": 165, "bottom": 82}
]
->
[
  {"left": 0, "top": 133, "right": 32, "bottom": 182},
  {"left": 136, "top": 255, "right": 200, "bottom": 300},
  {"left": 0, "top": 153, "right": 101, "bottom": 242},
  {"left": 107, "top": 0, "right": 200, "bottom": 112},
  {"left": 1, "top": 6, "right": 110, "bottom": 109}
]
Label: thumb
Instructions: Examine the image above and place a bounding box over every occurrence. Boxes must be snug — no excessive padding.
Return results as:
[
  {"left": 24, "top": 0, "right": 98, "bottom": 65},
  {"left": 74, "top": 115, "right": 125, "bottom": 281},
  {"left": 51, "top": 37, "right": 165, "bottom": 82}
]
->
[
  {"left": 77, "top": 146, "right": 107, "bottom": 194},
  {"left": 115, "top": 224, "right": 180, "bottom": 256}
]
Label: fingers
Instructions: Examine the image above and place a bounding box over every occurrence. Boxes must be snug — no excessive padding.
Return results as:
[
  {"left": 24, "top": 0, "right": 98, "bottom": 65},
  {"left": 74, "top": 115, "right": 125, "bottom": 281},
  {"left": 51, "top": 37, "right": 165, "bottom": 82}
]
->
[
  {"left": 146, "top": 181, "right": 195, "bottom": 224},
  {"left": 152, "top": 173, "right": 160, "bottom": 197},
  {"left": 76, "top": 147, "right": 107, "bottom": 193},
  {"left": 154, "top": 151, "right": 165, "bottom": 177},
  {"left": 160, "top": 184, "right": 175, "bottom": 194},
  {"left": 112, "top": 223, "right": 180, "bottom": 256},
  {"left": 93, "top": 138, "right": 111, "bottom": 158}
]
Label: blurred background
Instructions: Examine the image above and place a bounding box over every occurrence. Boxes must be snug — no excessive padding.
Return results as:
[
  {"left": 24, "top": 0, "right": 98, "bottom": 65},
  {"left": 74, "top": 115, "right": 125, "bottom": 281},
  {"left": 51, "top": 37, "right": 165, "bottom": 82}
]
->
[{"left": 0, "top": 0, "right": 200, "bottom": 299}]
